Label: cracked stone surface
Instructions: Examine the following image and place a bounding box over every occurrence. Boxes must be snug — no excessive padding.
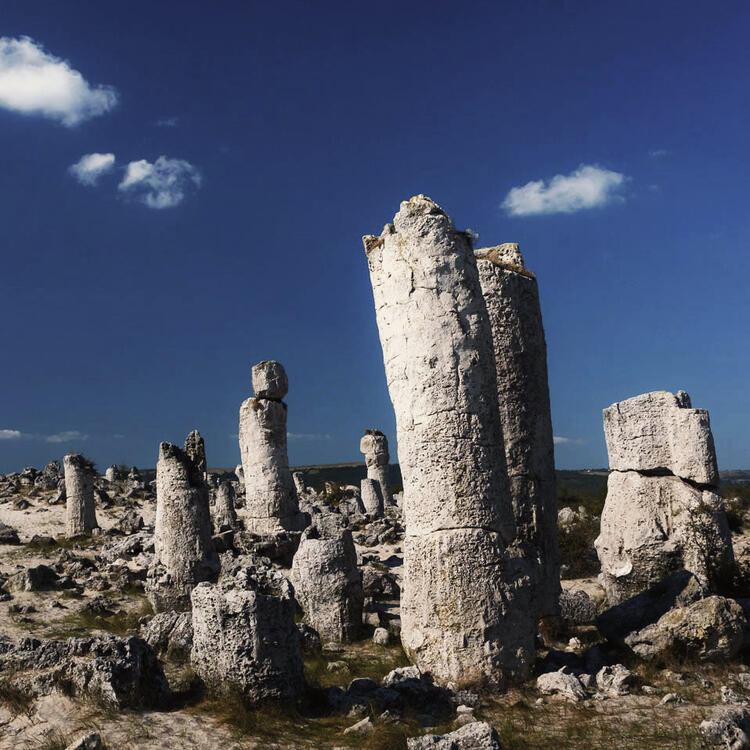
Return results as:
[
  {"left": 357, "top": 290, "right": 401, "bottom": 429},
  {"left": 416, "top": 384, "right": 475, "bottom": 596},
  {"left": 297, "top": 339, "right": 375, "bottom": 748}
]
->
[{"left": 63, "top": 454, "right": 98, "bottom": 538}]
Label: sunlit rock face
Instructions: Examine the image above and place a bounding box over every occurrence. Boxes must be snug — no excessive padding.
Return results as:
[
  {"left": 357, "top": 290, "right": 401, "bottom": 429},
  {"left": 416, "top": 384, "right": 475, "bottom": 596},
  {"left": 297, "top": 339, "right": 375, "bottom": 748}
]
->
[
  {"left": 363, "top": 195, "right": 535, "bottom": 687},
  {"left": 63, "top": 453, "right": 98, "bottom": 538},
  {"left": 596, "top": 391, "right": 734, "bottom": 604},
  {"left": 360, "top": 429, "right": 391, "bottom": 512},
  {"left": 475, "top": 244, "right": 560, "bottom": 619}
]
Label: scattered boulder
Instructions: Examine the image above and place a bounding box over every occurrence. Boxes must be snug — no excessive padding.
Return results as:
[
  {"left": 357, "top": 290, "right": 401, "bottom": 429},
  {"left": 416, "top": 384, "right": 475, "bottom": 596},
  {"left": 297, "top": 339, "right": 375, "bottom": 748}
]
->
[
  {"left": 536, "top": 667, "right": 586, "bottom": 702},
  {"left": 64, "top": 732, "right": 102, "bottom": 750},
  {"left": 141, "top": 610, "right": 193, "bottom": 660},
  {"left": 595, "top": 664, "right": 640, "bottom": 696},
  {"left": 560, "top": 589, "right": 597, "bottom": 626},
  {"left": 700, "top": 705, "right": 750, "bottom": 748},
  {"left": 407, "top": 721, "right": 502, "bottom": 749},
  {"left": 0, "top": 521, "right": 21, "bottom": 545}
]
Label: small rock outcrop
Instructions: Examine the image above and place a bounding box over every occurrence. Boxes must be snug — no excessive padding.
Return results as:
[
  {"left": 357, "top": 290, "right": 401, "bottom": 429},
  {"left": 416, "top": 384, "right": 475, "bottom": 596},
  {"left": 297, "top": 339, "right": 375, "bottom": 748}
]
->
[
  {"left": 475, "top": 243, "right": 560, "bottom": 619},
  {"left": 360, "top": 430, "right": 392, "bottom": 511},
  {"left": 63, "top": 453, "right": 98, "bottom": 538},
  {"left": 407, "top": 722, "right": 502, "bottom": 749},
  {"left": 146, "top": 441, "right": 219, "bottom": 612},
  {"left": 291, "top": 516, "right": 363, "bottom": 642},
  {"left": 363, "top": 195, "right": 535, "bottom": 686},
  {"left": 190, "top": 566, "right": 304, "bottom": 704},
  {"left": 595, "top": 391, "right": 734, "bottom": 603},
  {"left": 238, "top": 361, "right": 306, "bottom": 533}
]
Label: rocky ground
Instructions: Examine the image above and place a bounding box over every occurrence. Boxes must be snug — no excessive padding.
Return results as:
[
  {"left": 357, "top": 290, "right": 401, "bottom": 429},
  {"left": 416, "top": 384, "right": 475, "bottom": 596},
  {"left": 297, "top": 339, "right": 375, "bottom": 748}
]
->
[{"left": 1, "top": 468, "right": 749, "bottom": 749}]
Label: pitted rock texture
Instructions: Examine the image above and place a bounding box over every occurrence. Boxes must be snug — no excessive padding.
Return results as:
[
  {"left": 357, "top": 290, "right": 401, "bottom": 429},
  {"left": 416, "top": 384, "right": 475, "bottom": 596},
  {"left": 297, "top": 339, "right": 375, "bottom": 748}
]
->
[
  {"left": 239, "top": 360, "right": 305, "bottom": 533},
  {"left": 596, "top": 391, "right": 733, "bottom": 604},
  {"left": 476, "top": 244, "right": 560, "bottom": 619},
  {"left": 212, "top": 480, "right": 239, "bottom": 532},
  {"left": 63, "top": 453, "right": 98, "bottom": 538},
  {"left": 146, "top": 441, "right": 219, "bottom": 612},
  {"left": 360, "top": 429, "right": 392, "bottom": 509},
  {"left": 406, "top": 721, "right": 502, "bottom": 749},
  {"left": 190, "top": 571, "right": 304, "bottom": 704},
  {"left": 603, "top": 390, "right": 719, "bottom": 485},
  {"left": 291, "top": 516, "right": 363, "bottom": 642},
  {"left": 184, "top": 429, "right": 207, "bottom": 481},
  {"left": 363, "top": 195, "right": 534, "bottom": 686}
]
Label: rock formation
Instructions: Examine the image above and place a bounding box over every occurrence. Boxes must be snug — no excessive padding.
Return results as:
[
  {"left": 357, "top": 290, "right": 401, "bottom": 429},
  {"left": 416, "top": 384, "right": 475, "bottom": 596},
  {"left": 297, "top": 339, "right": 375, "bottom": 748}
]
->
[
  {"left": 595, "top": 390, "right": 734, "bottom": 603},
  {"left": 146, "top": 441, "right": 219, "bottom": 612},
  {"left": 362, "top": 195, "right": 535, "bottom": 686},
  {"left": 184, "top": 429, "right": 207, "bottom": 481},
  {"left": 104, "top": 465, "right": 119, "bottom": 482},
  {"left": 360, "top": 478, "right": 383, "bottom": 516},
  {"left": 212, "top": 480, "right": 239, "bottom": 532},
  {"left": 475, "top": 243, "right": 560, "bottom": 619},
  {"left": 291, "top": 515, "right": 363, "bottom": 642},
  {"left": 360, "top": 430, "right": 391, "bottom": 510},
  {"left": 190, "top": 567, "right": 304, "bottom": 704},
  {"left": 238, "top": 360, "right": 306, "bottom": 533},
  {"left": 63, "top": 453, "right": 98, "bottom": 538}
]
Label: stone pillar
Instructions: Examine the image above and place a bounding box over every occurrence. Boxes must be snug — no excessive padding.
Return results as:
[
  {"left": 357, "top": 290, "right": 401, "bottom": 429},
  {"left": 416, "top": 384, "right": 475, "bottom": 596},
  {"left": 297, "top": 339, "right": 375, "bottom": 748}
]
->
[
  {"left": 360, "top": 478, "right": 383, "bottom": 516},
  {"left": 235, "top": 463, "right": 244, "bottom": 484},
  {"left": 184, "top": 430, "right": 207, "bottom": 482},
  {"left": 292, "top": 471, "right": 306, "bottom": 495},
  {"left": 63, "top": 453, "right": 98, "bottom": 538},
  {"left": 595, "top": 390, "right": 734, "bottom": 603},
  {"left": 475, "top": 244, "right": 560, "bottom": 619},
  {"left": 104, "top": 465, "right": 119, "bottom": 482},
  {"left": 213, "top": 481, "right": 239, "bottom": 533},
  {"left": 360, "top": 430, "right": 392, "bottom": 509},
  {"left": 238, "top": 361, "right": 306, "bottom": 533},
  {"left": 362, "top": 195, "right": 535, "bottom": 686},
  {"left": 291, "top": 515, "right": 363, "bottom": 642},
  {"left": 146, "top": 440, "right": 219, "bottom": 612}
]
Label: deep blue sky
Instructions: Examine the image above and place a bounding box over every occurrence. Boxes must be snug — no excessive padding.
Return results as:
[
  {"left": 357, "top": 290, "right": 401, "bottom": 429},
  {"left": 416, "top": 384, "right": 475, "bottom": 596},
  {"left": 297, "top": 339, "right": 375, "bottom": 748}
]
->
[{"left": 1, "top": 0, "right": 749, "bottom": 473}]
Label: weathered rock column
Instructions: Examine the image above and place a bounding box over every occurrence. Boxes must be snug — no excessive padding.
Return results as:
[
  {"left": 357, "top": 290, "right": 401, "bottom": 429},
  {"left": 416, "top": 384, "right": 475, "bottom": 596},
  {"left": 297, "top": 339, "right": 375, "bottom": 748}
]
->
[
  {"left": 360, "top": 430, "right": 392, "bottom": 510},
  {"left": 291, "top": 515, "right": 363, "bottom": 642},
  {"left": 238, "top": 361, "right": 306, "bottom": 533},
  {"left": 212, "top": 480, "right": 239, "bottom": 533},
  {"left": 475, "top": 244, "right": 560, "bottom": 619},
  {"left": 146, "top": 440, "right": 219, "bottom": 612},
  {"left": 184, "top": 430, "right": 207, "bottom": 482},
  {"left": 363, "top": 195, "right": 535, "bottom": 686},
  {"left": 595, "top": 390, "right": 734, "bottom": 603},
  {"left": 360, "top": 478, "right": 383, "bottom": 516},
  {"left": 63, "top": 453, "right": 98, "bottom": 537}
]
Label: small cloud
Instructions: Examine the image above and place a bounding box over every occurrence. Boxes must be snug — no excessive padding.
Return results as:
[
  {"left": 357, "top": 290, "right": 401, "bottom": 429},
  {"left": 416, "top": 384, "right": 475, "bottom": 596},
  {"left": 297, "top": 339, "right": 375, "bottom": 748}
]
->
[
  {"left": 553, "top": 436, "right": 585, "bottom": 445},
  {"left": 154, "top": 116, "right": 179, "bottom": 127},
  {"left": 287, "top": 432, "right": 332, "bottom": 441},
  {"left": 502, "top": 164, "right": 627, "bottom": 217},
  {"left": 0, "top": 36, "right": 117, "bottom": 126},
  {"left": 649, "top": 148, "right": 669, "bottom": 158},
  {"left": 45, "top": 430, "right": 88, "bottom": 444},
  {"left": 0, "top": 429, "right": 24, "bottom": 440},
  {"left": 69, "top": 152, "right": 116, "bottom": 186},
  {"left": 118, "top": 155, "right": 201, "bottom": 209}
]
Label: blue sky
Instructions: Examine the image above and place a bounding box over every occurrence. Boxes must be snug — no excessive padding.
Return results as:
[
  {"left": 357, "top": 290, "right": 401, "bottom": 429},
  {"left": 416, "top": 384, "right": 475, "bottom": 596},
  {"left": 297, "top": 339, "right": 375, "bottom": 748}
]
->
[{"left": 1, "top": 0, "right": 749, "bottom": 473}]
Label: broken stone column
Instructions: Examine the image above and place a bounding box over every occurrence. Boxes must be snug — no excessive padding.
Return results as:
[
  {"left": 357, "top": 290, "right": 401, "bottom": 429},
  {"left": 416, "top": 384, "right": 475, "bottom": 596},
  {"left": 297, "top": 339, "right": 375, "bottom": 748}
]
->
[
  {"left": 63, "top": 453, "right": 98, "bottom": 538},
  {"left": 290, "top": 515, "right": 363, "bottom": 642},
  {"left": 104, "top": 465, "right": 119, "bottom": 483},
  {"left": 363, "top": 195, "right": 535, "bottom": 686},
  {"left": 184, "top": 430, "right": 207, "bottom": 482},
  {"left": 360, "top": 478, "right": 383, "bottom": 516},
  {"left": 146, "top": 440, "right": 219, "bottom": 612},
  {"left": 475, "top": 243, "right": 560, "bottom": 619},
  {"left": 190, "top": 569, "right": 304, "bottom": 704},
  {"left": 360, "top": 430, "right": 392, "bottom": 509},
  {"left": 238, "top": 361, "right": 306, "bottom": 533},
  {"left": 212, "top": 480, "right": 239, "bottom": 533},
  {"left": 292, "top": 471, "right": 306, "bottom": 495},
  {"left": 595, "top": 391, "right": 734, "bottom": 604}
]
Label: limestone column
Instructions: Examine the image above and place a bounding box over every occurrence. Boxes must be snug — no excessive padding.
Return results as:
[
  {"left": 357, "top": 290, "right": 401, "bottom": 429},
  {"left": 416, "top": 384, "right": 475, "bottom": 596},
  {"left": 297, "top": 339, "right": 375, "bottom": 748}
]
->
[
  {"left": 595, "top": 390, "right": 734, "bottom": 603},
  {"left": 238, "top": 360, "right": 306, "bottom": 533},
  {"left": 475, "top": 244, "right": 560, "bottom": 619},
  {"left": 63, "top": 453, "right": 98, "bottom": 537},
  {"left": 184, "top": 430, "right": 207, "bottom": 482},
  {"left": 362, "top": 195, "right": 535, "bottom": 686},
  {"left": 360, "top": 429, "right": 392, "bottom": 510},
  {"left": 213, "top": 481, "right": 239, "bottom": 533},
  {"left": 146, "top": 440, "right": 219, "bottom": 612}
]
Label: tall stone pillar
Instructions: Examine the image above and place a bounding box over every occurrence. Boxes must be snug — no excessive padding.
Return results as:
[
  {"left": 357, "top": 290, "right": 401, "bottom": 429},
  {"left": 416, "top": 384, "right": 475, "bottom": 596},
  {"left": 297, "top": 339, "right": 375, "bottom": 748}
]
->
[
  {"left": 184, "top": 430, "right": 207, "bottom": 482},
  {"left": 146, "top": 440, "right": 219, "bottom": 612},
  {"left": 213, "top": 480, "right": 239, "bottom": 533},
  {"left": 63, "top": 453, "right": 98, "bottom": 538},
  {"left": 238, "top": 361, "right": 306, "bottom": 533},
  {"left": 360, "top": 429, "right": 392, "bottom": 511},
  {"left": 595, "top": 390, "right": 734, "bottom": 603},
  {"left": 362, "top": 195, "right": 535, "bottom": 686},
  {"left": 475, "top": 244, "right": 560, "bottom": 619}
]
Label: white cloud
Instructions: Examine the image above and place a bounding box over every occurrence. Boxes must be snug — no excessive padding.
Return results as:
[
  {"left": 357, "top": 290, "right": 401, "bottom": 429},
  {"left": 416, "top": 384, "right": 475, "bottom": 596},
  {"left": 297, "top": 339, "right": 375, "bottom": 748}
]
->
[
  {"left": 69, "top": 152, "right": 116, "bottom": 185},
  {"left": 0, "top": 36, "right": 117, "bottom": 126},
  {"left": 649, "top": 148, "right": 669, "bottom": 158},
  {"left": 502, "top": 164, "right": 626, "bottom": 217},
  {"left": 118, "top": 156, "right": 201, "bottom": 209},
  {"left": 45, "top": 430, "right": 88, "bottom": 444},
  {"left": 0, "top": 429, "right": 23, "bottom": 440},
  {"left": 155, "top": 116, "right": 179, "bottom": 127},
  {"left": 553, "top": 436, "right": 584, "bottom": 445},
  {"left": 287, "top": 432, "right": 332, "bottom": 441}
]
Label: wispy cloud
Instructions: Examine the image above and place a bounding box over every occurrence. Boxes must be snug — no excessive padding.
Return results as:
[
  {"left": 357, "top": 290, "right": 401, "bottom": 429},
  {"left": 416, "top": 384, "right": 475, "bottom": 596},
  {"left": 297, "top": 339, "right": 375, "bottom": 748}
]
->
[
  {"left": 45, "top": 430, "right": 88, "bottom": 444},
  {"left": 118, "top": 156, "right": 201, "bottom": 209},
  {"left": 502, "top": 164, "right": 627, "bottom": 217},
  {"left": 287, "top": 432, "right": 332, "bottom": 441},
  {"left": 553, "top": 436, "right": 584, "bottom": 446},
  {"left": 0, "top": 429, "right": 24, "bottom": 440},
  {"left": 155, "top": 116, "right": 179, "bottom": 128},
  {"left": 649, "top": 148, "right": 669, "bottom": 159},
  {"left": 0, "top": 36, "right": 117, "bottom": 126},
  {"left": 69, "top": 152, "right": 116, "bottom": 186}
]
